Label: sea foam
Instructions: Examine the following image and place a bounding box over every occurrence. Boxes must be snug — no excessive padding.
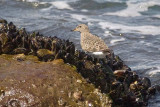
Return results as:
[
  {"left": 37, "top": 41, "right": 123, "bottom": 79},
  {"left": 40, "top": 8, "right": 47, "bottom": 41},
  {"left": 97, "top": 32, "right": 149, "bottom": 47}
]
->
[
  {"left": 110, "top": 38, "right": 125, "bottom": 44},
  {"left": 51, "top": 1, "right": 73, "bottom": 10},
  {"left": 39, "top": 1, "right": 73, "bottom": 10},
  {"left": 104, "top": 1, "right": 160, "bottom": 17},
  {"left": 99, "top": 21, "right": 160, "bottom": 35}
]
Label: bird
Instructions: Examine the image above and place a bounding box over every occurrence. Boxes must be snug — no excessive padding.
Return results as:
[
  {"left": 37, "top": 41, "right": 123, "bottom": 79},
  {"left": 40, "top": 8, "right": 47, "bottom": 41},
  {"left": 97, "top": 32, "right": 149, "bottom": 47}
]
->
[{"left": 72, "top": 24, "right": 112, "bottom": 58}]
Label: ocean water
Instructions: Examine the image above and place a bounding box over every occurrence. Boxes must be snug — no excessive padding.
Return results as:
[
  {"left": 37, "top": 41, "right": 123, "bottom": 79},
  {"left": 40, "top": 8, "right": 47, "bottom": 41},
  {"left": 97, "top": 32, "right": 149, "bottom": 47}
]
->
[{"left": 0, "top": 0, "right": 160, "bottom": 106}]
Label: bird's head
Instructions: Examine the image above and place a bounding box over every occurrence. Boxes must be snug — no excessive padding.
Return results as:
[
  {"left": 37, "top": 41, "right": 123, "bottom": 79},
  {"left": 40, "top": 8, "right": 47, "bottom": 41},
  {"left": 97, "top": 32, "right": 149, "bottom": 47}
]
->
[{"left": 72, "top": 24, "right": 90, "bottom": 33}]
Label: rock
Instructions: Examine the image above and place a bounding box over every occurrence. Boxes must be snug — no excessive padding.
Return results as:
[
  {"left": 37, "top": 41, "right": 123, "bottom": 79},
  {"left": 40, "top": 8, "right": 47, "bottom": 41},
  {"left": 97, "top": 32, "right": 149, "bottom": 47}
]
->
[
  {"left": 0, "top": 19, "right": 7, "bottom": 24},
  {"left": 13, "top": 48, "right": 27, "bottom": 54},
  {"left": 0, "top": 33, "right": 8, "bottom": 46},
  {"left": 130, "top": 81, "right": 138, "bottom": 91},
  {"left": 54, "top": 50, "right": 65, "bottom": 60},
  {"left": 0, "top": 20, "right": 155, "bottom": 107},
  {"left": 111, "top": 81, "right": 122, "bottom": 90},
  {"left": 58, "top": 98, "right": 67, "bottom": 106},
  {"left": 154, "top": 85, "right": 160, "bottom": 92},
  {"left": 77, "top": 79, "right": 83, "bottom": 84},
  {"left": 113, "top": 70, "right": 127, "bottom": 82},
  {"left": 148, "top": 87, "right": 156, "bottom": 95},
  {"left": 73, "top": 91, "right": 83, "bottom": 101},
  {"left": 2, "top": 42, "right": 16, "bottom": 54},
  {"left": 37, "top": 49, "right": 54, "bottom": 61},
  {"left": 52, "top": 59, "right": 64, "bottom": 65},
  {"left": 141, "top": 77, "right": 151, "bottom": 89},
  {"left": 114, "top": 70, "right": 126, "bottom": 77},
  {"left": 64, "top": 53, "right": 74, "bottom": 64},
  {"left": 0, "top": 55, "right": 112, "bottom": 107},
  {"left": 13, "top": 54, "right": 26, "bottom": 61}
]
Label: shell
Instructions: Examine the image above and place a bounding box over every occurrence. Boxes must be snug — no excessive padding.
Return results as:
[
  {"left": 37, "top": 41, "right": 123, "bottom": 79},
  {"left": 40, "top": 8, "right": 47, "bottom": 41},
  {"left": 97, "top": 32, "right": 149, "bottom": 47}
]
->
[
  {"left": 2, "top": 42, "right": 16, "bottom": 54},
  {"left": 55, "top": 50, "right": 66, "bottom": 60},
  {"left": 141, "top": 77, "right": 151, "bottom": 89},
  {"left": 0, "top": 19, "right": 7, "bottom": 24},
  {"left": 37, "top": 49, "right": 54, "bottom": 61},
  {"left": 114, "top": 70, "right": 126, "bottom": 77},
  {"left": 0, "top": 33, "right": 8, "bottom": 46},
  {"left": 13, "top": 48, "right": 27, "bottom": 54}
]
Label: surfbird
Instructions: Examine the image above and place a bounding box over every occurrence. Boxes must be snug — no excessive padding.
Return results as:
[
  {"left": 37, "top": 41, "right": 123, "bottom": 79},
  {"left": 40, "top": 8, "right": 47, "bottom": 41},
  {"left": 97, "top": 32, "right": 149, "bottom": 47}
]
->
[{"left": 72, "top": 24, "right": 111, "bottom": 58}]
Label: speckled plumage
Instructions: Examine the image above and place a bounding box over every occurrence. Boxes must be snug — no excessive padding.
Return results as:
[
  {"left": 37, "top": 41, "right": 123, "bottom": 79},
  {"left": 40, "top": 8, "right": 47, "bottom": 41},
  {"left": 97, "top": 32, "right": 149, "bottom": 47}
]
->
[{"left": 73, "top": 24, "right": 109, "bottom": 53}]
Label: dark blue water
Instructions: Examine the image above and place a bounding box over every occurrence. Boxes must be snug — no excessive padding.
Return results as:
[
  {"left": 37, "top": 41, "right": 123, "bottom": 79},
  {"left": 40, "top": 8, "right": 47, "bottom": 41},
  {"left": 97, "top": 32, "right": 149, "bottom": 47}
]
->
[{"left": 0, "top": 0, "right": 160, "bottom": 106}]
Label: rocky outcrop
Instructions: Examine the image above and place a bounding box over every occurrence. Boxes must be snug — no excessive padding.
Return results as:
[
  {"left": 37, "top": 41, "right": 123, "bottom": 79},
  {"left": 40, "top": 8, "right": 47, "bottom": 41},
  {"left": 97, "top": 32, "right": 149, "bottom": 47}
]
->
[
  {"left": 0, "top": 55, "right": 112, "bottom": 106},
  {"left": 0, "top": 19, "right": 158, "bottom": 107}
]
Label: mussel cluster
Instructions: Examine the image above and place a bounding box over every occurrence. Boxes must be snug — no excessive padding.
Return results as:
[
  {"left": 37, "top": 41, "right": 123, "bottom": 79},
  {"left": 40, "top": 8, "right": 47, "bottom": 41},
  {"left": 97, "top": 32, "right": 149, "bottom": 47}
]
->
[{"left": 0, "top": 19, "right": 158, "bottom": 107}]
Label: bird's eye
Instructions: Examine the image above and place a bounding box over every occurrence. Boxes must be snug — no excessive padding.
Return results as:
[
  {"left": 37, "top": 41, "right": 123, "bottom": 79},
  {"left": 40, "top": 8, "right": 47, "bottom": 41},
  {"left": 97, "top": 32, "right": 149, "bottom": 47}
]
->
[{"left": 79, "top": 26, "right": 81, "bottom": 28}]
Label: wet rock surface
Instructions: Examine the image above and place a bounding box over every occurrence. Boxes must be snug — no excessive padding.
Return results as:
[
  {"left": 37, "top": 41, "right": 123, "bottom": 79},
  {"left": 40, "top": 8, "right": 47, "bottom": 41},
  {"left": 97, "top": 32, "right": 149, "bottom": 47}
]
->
[
  {"left": 0, "top": 55, "right": 113, "bottom": 107},
  {"left": 0, "top": 19, "right": 158, "bottom": 107}
]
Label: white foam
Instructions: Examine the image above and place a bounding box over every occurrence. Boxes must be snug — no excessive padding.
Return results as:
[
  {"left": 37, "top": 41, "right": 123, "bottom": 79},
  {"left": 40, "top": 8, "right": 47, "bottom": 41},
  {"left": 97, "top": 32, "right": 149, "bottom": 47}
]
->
[
  {"left": 99, "top": 21, "right": 160, "bottom": 35},
  {"left": 71, "top": 14, "right": 87, "bottom": 21},
  {"left": 81, "top": 9, "right": 88, "bottom": 12},
  {"left": 105, "top": 31, "right": 110, "bottom": 34},
  {"left": 104, "top": 1, "right": 160, "bottom": 17},
  {"left": 70, "top": 14, "right": 88, "bottom": 21},
  {"left": 51, "top": 1, "right": 73, "bottom": 10},
  {"left": 148, "top": 69, "right": 160, "bottom": 77},
  {"left": 40, "top": 1, "right": 73, "bottom": 10},
  {"left": 153, "top": 15, "right": 160, "bottom": 18},
  {"left": 70, "top": 14, "right": 101, "bottom": 22},
  {"left": 16, "top": 0, "right": 38, "bottom": 2},
  {"left": 110, "top": 38, "right": 125, "bottom": 44}
]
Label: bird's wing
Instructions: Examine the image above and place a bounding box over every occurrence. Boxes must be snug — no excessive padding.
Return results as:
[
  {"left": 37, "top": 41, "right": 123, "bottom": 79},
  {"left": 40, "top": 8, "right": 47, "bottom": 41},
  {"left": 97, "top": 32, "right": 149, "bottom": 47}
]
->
[
  {"left": 92, "top": 34, "right": 109, "bottom": 49},
  {"left": 85, "top": 33, "right": 109, "bottom": 52}
]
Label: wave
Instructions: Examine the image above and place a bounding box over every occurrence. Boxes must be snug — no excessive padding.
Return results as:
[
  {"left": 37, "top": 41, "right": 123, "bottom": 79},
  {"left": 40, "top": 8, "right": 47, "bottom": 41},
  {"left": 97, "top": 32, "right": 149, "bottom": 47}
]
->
[
  {"left": 16, "top": 0, "right": 38, "bottom": 2},
  {"left": 40, "top": 1, "right": 73, "bottom": 10},
  {"left": 104, "top": 0, "right": 160, "bottom": 17},
  {"left": 110, "top": 38, "right": 125, "bottom": 44},
  {"left": 69, "top": 12, "right": 160, "bottom": 35},
  {"left": 99, "top": 21, "right": 160, "bottom": 35},
  {"left": 49, "top": 1, "right": 73, "bottom": 10},
  {"left": 148, "top": 68, "right": 160, "bottom": 77},
  {"left": 153, "top": 15, "right": 160, "bottom": 19},
  {"left": 16, "top": 0, "right": 74, "bottom": 10}
]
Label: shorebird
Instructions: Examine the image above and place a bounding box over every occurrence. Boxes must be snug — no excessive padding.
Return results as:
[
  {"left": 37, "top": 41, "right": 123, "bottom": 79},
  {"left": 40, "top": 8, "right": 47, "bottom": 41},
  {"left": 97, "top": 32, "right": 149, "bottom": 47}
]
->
[{"left": 72, "top": 24, "right": 111, "bottom": 58}]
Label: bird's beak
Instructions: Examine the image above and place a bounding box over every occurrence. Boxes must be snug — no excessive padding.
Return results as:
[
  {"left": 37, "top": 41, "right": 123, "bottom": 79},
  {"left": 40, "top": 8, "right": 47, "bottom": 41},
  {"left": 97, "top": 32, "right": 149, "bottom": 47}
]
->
[{"left": 71, "top": 28, "right": 77, "bottom": 31}]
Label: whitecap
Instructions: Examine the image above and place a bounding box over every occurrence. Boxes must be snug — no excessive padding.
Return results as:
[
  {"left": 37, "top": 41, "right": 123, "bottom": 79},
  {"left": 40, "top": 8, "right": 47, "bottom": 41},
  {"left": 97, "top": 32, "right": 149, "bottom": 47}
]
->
[
  {"left": 104, "top": 1, "right": 160, "bottom": 17},
  {"left": 39, "top": 1, "right": 73, "bottom": 10},
  {"left": 16, "top": 0, "right": 38, "bottom": 2},
  {"left": 104, "top": 31, "right": 110, "bottom": 34},
  {"left": 99, "top": 21, "right": 160, "bottom": 35},
  {"left": 50, "top": 1, "right": 73, "bottom": 10},
  {"left": 81, "top": 9, "right": 88, "bottom": 12},
  {"left": 153, "top": 15, "right": 160, "bottom": 18},
  {"left": 110, "top": 38, "right": 125, "bottom": 44},
  {"left": 70, "top": 14, "right": 88, "bottom": 21},
  {"left": 148, "top": 69, "right": 160, "bottom": 77},
  {"left": 70, "top": 14, "right": 102, "bottom": 22}
]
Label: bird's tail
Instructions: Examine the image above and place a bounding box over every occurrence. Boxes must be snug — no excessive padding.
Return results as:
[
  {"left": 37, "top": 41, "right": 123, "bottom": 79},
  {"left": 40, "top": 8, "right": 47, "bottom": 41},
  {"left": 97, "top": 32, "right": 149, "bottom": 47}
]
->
[{"left": 103, "top": 49, "right": 114, "bottom": 57}]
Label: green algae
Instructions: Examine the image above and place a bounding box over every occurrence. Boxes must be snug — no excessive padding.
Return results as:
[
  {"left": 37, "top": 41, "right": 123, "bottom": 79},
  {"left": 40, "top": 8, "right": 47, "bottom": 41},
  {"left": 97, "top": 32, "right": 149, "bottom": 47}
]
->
[{"left": 0, "top": 55, "right": 112, "bottom": 107}]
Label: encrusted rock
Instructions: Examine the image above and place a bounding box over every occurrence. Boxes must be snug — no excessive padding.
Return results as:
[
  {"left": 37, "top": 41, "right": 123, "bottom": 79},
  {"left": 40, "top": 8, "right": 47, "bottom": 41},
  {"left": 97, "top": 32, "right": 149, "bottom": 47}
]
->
[
  {"left": 37, "top": 49, "right": 54, "bottom": 61},
  {"left": 141, "top": 77, "right": 151, "bottom": 89},
  {"left": 13, "top": 54, "right": 26, "bottom": 61},
  {"left": 13, "top": 48, "right": 27, "bottom": 54},
  {"left": 0, "top": 19, "right": 155, "bottom": 107},
  {"left": 114, "top": 70, "right": 127, "bottom": 77},
  {"left": 73, "top": 91, "right": 83, "bottom": 101}
]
